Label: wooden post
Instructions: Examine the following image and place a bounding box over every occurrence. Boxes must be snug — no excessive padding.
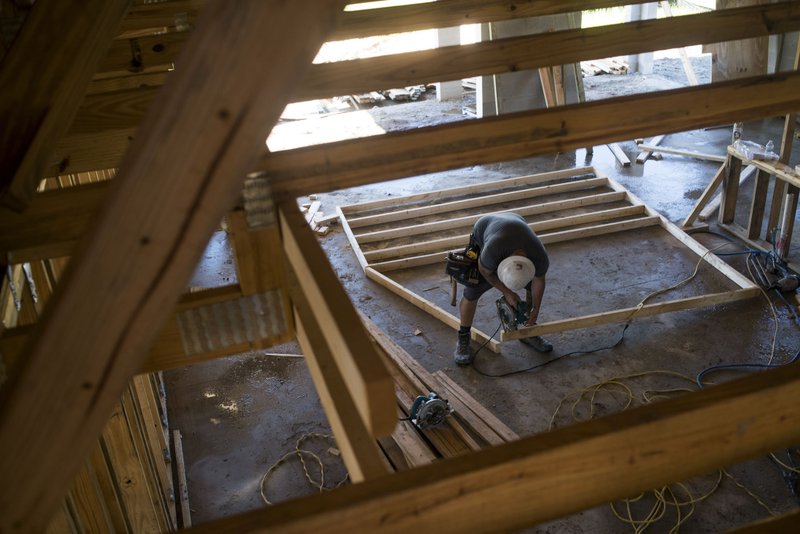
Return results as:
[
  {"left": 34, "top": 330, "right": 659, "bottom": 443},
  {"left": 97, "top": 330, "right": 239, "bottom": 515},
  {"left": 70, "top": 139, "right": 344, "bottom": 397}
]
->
[{"left": 719, "top": 154, "right": 743, "bottom": 224}]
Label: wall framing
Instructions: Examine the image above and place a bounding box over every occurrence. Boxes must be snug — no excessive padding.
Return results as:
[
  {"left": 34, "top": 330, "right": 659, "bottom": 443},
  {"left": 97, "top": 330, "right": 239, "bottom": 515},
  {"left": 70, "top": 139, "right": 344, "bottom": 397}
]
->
[{"left": 338, "top": 166, "right": 759, "bottom": 347}]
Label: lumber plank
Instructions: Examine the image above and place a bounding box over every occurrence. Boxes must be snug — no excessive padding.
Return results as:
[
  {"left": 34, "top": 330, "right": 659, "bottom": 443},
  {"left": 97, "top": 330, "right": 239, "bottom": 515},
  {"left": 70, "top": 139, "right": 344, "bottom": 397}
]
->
[
  {"left": 607, "top": 143, "right": 631, "bottom": 167},
  {"left": 432, "top": 371, "right": 518, "bottom": 443},
  {"left": 337, "top": 206, "right": 369, "bottom": 271},
  {"left": 635, "top": 134, "right": 665, "bottom": 163},
  {"left": 364, "top": 267, "right": 502, "bottom": 354},
  {"left": 502, "top": 288, "right": 759, "bottom": 340},
  {"left": 747, "top": 169, "right": 771, "bottom": 239},
  {"left": 102, "top": 402, "right": 163, "bottom": 533},
  {"left": 390, "top": 421, "right": 438, "bottom": 468},
  {"left": 347, "top": 178, "right": 609, "bottom": 229},
  {"left": 636, "top": 144, "right": 725, "bottom": 163},
  {"left": 333, "top": 0, "right": 646, "bottom": 41},
  {"left": 69, "top": 464, "right": 115, "bottom": 533},
  {"left": 295, "top": 3, "right": 800, "bottom": 102},
  {"left": 68, "top": 86, "right": 160, "bottom": 136},
  {"left": 720, "top": 154, "right": 744, "bottom": 224},
  {"left": 291, "top": 290, "right": 391, "bottom": 482},
  {"left": 0, "top": 3, "right": 344, "bottom": 530},
  {"left": 339, "top": 167, "right": 596, "bottom": 214},
  {"left": 355, "top": 192, "right": 627, "bottom": 244},
  {"left": 280, "top": 203, "right": 396, "bottom": 436},
  {"left": 265, "top": 71, "right": 800, "bottom": 200},
  {"left": 172, "top": 430, "right": 192, "bottom": 528},
  {"left": 0, "top": 0, "right": 131, "bottom": 210},
  {"left": 187, "top": 360, "right": 800, "bottom": 533},
  {"left": 428, "top": 375, "right": 506, "bottom": 448},
  {"left": 363, "top": 206, "right": 646, "bottom": 262},
  {"left": 368, "top": 216, "right": 661, "bottom": 273},
  {"left": 682, "top": 163, "right": 726, "bottom": 228}
]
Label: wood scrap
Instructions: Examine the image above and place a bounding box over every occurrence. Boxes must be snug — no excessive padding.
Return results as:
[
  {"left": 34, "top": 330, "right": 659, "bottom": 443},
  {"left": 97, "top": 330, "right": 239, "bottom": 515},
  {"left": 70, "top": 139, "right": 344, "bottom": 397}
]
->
[
  {"left": 608, "top": 143, "right": 631, "bottom": 167},
  {"left": 636, "top": 144, "right": 725, "bottom": 163},
  {"left": 304, "top": 200, "right": 321, "bottom": 224},
  {"left": 636, "top": 135, "right": 665, "bottom": 164}
]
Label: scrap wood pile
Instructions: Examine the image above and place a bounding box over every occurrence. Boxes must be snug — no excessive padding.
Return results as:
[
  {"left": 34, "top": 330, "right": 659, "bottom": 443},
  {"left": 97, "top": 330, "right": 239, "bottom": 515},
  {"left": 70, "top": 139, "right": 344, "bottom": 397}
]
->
[
  {"left": 300, "top": 197, "right": 340, "bottom": 236},
  {"left": 361, "top": 316, "right": 518, "bottom": 471}
]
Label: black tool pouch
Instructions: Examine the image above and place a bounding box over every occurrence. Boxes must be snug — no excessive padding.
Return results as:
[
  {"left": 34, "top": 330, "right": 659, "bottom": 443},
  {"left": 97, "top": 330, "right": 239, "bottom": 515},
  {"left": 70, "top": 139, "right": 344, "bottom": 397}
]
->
[{"left": 445, "top": 235, "right": 481, "bottom": 287}]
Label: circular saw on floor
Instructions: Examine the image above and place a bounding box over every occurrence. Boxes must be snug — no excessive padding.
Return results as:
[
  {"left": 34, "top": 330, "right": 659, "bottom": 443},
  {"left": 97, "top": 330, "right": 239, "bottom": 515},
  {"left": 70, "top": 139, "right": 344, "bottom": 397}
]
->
[{"left": 409, "top": 392, "right": 451, "bottom": 429}]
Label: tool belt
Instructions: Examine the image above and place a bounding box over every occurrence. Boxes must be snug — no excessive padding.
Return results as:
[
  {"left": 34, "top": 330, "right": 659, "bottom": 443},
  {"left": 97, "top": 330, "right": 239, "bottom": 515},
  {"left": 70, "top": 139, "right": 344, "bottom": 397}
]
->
[{"left": 445, "top": 235, "right": 481, "bottom": 287}]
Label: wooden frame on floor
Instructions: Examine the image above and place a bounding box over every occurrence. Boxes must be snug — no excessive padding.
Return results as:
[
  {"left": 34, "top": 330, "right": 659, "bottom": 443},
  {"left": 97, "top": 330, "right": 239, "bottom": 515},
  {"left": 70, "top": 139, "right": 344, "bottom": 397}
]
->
[{"left": 338, "top": 166, "right": 759, "bottom": 348}]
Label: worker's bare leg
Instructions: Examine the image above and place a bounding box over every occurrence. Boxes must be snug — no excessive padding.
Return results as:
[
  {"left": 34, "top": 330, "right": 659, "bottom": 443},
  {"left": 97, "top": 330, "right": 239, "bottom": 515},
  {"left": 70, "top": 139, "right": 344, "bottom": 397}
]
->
[{"left": 459, "top": 296, "right": 478, "bottom": 328}]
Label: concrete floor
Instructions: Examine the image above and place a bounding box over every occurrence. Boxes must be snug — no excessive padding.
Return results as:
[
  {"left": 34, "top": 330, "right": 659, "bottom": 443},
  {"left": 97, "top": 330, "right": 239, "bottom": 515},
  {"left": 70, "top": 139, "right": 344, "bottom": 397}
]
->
[{"left": 165, "top": 106, "right": 800, "bottom": 531}]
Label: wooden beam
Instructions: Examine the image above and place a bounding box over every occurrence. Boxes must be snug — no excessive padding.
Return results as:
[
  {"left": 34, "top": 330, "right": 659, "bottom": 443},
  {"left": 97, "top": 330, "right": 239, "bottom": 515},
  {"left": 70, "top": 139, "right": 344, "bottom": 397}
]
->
[
  {"left": 502, "top": 288, "right": 758, "bottom": 340},
  {"left": 187, "top": 360, "right": 800, "bottom": 533},
  {"left": 0, "top": 182, "right": 109, "bottom": 263},
  {"left": 0, "top": 2, "right": 344, "bottom": 530},
  {"left": 290, "top": 276, "right": 391, "bottom": 482},
  {"left": 265, "top": 71, "right": 800, "bottom": 200},
  {"left": 698, "top": 165, "right": 757, "bottom": 222},
  {"left": 635, "top": 134, "right": 665, "bottom": 164},
  {"left": 0, "top": 0, "right": 132, "bottom": 211},
  {"left": 279, "top": 203, "right": 396, "bottom": 437},
  {"left": 333, "top": 0, "right": 649, "bottom": 41},
  {"left": 295, "top": 2, "right": 800, "bottom": 102},
  {"left": 62, "top": 3, "right": 800, "bottom": 143}
]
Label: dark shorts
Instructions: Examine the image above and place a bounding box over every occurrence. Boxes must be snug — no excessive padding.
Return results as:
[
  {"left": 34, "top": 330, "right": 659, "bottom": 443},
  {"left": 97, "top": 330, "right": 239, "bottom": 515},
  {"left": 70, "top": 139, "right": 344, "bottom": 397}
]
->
[{"left": 462, "top": 275, "right": 531, "bottom": 301}]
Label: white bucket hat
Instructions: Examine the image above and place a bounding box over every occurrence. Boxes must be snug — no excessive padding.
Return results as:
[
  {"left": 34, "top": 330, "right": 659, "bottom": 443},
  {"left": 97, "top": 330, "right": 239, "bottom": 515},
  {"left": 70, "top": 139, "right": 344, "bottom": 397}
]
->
[{"left": 497, "top": 255, "right": 535, "bottom": 291}]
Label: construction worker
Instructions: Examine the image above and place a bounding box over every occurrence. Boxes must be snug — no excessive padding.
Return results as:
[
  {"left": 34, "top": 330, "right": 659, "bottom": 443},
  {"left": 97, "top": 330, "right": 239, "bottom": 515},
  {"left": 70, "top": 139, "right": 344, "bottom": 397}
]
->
[{"left": 454, "top": 212, "right": 552, "bottom": 366}]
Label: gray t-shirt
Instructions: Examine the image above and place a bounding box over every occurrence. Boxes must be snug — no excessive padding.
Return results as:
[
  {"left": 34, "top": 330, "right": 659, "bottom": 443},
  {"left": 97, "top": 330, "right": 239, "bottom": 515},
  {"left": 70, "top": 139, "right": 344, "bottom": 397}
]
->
[{"left": 472, "top": 213, "right": 549, "bottom": 276}]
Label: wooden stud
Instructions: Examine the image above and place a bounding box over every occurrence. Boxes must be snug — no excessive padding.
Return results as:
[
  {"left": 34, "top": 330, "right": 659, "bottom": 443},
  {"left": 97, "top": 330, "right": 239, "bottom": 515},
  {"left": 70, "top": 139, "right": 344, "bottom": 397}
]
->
[
  {"left": 356, "top": 192, "right": 627, "bottom": 245},
  {"left": 503, "top": 288, "right": 758, "bottom": 340},
  {"left": 747, "top": 169, "right": 772, "bottom": 239},
  {"left": 698, "top": 165, "right": 756, "bottom": 222},
  {"left": 636, "top": 134, "right": 665, "bottom": 164},
  {"left": 719, "top": 154, "right": 743, "bottom": 224},
  {"left": 635, "top": 144, "right": 725, "bottom": 163}
]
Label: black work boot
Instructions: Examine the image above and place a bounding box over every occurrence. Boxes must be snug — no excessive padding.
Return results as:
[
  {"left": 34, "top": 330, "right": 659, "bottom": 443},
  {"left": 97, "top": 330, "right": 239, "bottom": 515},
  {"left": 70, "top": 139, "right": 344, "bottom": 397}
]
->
[
  {"left": 454, "top": 330, "right": 474, "bottom": 366},
  {"left": 520, "top": 335, "right": 553, "bottom": 353}
]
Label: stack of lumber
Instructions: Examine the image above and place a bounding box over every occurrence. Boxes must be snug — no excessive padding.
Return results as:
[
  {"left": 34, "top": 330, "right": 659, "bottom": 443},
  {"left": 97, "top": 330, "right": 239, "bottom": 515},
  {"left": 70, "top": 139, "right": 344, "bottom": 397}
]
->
[
  {"left": 300, "top": 198, "right": 340, "bottom": 236},
  {"left": 362, "top": 316, "right": 517, "bottom": 471}
]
